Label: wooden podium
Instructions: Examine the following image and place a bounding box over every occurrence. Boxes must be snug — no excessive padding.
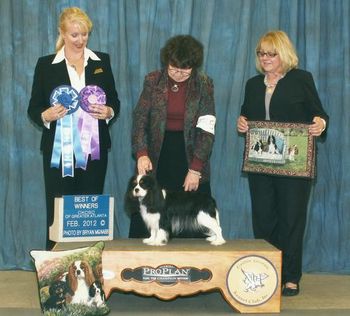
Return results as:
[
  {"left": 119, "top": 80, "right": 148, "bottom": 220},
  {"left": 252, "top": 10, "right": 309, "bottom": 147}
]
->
[{"left": 55, "top": 239, "right": 281, "bottom": 313}]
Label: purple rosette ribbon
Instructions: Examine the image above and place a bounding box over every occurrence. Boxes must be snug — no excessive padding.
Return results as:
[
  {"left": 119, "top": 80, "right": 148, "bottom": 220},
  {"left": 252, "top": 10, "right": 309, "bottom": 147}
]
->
[
  {"left": 49, "top": 85, "right": 85, "bottom": 177},
  {"left": 79, "top": 85, "right": 106, "bottom": 112},
  {"left": 78, "top": 85, "right": 106, "bottom": 164}
]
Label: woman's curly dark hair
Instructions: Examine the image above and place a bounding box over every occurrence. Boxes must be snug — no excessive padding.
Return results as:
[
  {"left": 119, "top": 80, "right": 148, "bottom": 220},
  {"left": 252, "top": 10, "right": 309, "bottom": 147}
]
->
[{"left": 160, "top": 35, "right": 203, "bottom": 70}]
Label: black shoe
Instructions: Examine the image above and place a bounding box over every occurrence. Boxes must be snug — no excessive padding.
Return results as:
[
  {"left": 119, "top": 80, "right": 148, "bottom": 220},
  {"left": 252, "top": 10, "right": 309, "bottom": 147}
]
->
[{"left": 282, "top": 283, "right": 299, "bottom": 296}]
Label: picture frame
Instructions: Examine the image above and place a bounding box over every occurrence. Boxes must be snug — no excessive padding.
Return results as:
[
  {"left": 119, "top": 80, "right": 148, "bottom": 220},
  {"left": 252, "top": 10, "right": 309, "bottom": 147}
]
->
[{"left": 242, "top": 121, "right": 315, "bottom": 178}]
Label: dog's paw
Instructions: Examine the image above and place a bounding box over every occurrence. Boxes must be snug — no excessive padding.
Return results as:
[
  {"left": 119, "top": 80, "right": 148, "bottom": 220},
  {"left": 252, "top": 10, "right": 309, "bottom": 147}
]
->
[
  {"left": 149, "top": 239, "right": 168, "bottom": 246},
  {"left": 206, "top": 235, "right": 216, "bottom": 242},
  {"left": 153, "top": 242, "right": 167, "bottom": 246},
  {"left": 142, "top": 238, "right": 153, "bottom": 244},
  {"left": 210, "top": 238, "right": 226, "bottom": 246}
]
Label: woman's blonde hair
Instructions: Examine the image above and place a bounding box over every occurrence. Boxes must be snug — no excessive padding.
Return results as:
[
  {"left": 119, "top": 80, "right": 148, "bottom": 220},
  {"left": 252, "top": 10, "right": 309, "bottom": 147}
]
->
[
  {"left": 55, "top": 7, "right": 93, "bottom": 52},
  {"left": 255, "top": 30, "right": 298, "bottom": 74}
]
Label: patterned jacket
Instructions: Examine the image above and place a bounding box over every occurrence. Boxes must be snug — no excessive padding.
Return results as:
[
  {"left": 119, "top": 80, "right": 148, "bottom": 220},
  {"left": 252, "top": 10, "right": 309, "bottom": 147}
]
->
[{"left": 132, "top": 70, "right": 216, "bottom": 183}]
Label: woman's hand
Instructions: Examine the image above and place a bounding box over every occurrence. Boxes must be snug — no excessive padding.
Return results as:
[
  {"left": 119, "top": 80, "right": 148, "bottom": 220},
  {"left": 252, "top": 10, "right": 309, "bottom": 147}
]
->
[
  {"left": 42, "top": 104, "right": 68, "bottom": 123},
  {"left": 183, "top": 170, "right": 201, "bottom": 191},
  {"left": 137, "top": 156, "right": 153, "bottom": 175},
  {"left": 309, "top": 116, "right": 326, "bottom": 136},
  {"left": 89, "top": 105, "right": 114, "bottom": 120},
  {"left": 237, "top": 115, "right": 249, "bottom": 133}
]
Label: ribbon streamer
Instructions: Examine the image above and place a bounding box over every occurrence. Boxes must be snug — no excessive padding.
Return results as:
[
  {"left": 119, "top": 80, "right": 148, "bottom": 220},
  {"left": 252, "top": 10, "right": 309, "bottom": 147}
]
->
[
  {"left": 78, "top": 85, "right": 106, "bottom": 162},
  {"left": 49, "top": 85, "right": 85, "bottom": 177}
]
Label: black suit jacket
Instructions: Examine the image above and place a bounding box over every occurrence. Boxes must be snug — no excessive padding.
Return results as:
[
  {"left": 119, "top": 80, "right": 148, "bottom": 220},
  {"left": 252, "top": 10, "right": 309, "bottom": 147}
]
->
[
  {"left": 28, "top": 51, "right": 120, "bottom": 153},
  {"left": 240, "top": 68, "right": 329, "bottom": 127}
]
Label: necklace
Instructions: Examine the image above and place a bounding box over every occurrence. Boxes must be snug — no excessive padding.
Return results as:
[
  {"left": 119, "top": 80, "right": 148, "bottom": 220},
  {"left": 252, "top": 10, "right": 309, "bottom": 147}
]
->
[
  {"left": 264, "top": 74, "right": 285, "bottom": 93},
  {"left": 171, "top": 84, "right": 179, "bottom": 92},
  {"left": 67, "top": 54, "right": 84, "bottom": 70}
]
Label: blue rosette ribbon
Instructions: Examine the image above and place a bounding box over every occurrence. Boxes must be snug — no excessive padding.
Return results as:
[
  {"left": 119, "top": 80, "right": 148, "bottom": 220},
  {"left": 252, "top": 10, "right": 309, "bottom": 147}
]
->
[{"left": 50, "top": 85, "right": 86, "bottom": 177}]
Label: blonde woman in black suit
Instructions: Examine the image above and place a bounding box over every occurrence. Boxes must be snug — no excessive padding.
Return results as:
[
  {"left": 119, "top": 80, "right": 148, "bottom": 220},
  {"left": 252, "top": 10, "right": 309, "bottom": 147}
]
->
[
  {"left": 28, "top": 7, "right": 120, "bottom": 249},
  {"left": 237, "top": 30, "right": 328, "bottom": 296}
]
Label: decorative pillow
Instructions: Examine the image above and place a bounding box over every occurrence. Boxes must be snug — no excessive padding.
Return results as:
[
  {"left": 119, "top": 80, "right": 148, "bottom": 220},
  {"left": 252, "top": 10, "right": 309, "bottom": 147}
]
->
[{"left": 30, "top": 241, "right": 109, "bottom": 315}]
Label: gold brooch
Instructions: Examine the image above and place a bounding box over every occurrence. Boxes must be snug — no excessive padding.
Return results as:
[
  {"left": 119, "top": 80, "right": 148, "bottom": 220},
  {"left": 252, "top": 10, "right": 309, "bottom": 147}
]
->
[{"left": 94, "top": 68, "right": 103, "bottom": 74}]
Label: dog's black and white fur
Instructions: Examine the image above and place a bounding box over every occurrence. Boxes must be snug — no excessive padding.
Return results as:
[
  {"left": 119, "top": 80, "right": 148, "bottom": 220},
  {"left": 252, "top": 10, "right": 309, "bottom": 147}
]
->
[
  {"left": 267, "top": 135, "right": 279, "bottom": 154},
  {"left": 88, "top": 280, "right": 106, "bottom": 307},
  {"left": 252, "top": 140, "right": 263, "bottom": 155},
  {"left": 125, "top": 174, "right": 226, "bottom": 246}
]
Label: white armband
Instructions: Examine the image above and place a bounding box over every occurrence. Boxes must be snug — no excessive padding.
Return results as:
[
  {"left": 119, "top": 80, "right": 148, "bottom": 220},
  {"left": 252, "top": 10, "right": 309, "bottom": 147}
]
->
[{"left": 196, "top": 115, "right": 216, "bottom": 135}]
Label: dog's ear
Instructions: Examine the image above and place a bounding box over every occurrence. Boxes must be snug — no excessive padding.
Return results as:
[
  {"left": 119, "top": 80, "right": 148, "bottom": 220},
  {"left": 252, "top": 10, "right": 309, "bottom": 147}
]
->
[
  {"left": 89, "top": 283, "right": 95, "bottom": 297},
  {"left": 83, "top": 261, "right": 95, "bottom": 286},
  {"left": 67, "top": 263, "right": 77, "bottom": 292},
  {"left": 125, "top": 176, "right": 136, "bottom": 200},
  {"left": 63, "top": 281, "right": 70, "bottom": 294},
  {"left": 145, "top": 170, "right": 158, "bottom": 180},
  {"left": 48, "top": 283, "right": 55, "bottom": 296},
  {"left": 124, "top": 195, "right": 140, "bottom": 215},
  {"left": 153, "top": 184, "right": 166, "bottom": 212},
  {"left": 143, "top": 177, "right": 165, "bottom": 212},
  {"left": 124, "top": 176, "right": 140, "bottom": 216}
]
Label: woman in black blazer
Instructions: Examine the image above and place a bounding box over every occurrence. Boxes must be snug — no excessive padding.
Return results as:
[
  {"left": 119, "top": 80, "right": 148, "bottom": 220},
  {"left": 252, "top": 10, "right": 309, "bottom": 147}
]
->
[
  {"left": 28, "top": 7, "right": 120, "bottom": 249},
  {"left": 237, "top": 31, "right": 329, "bottom": 296}
]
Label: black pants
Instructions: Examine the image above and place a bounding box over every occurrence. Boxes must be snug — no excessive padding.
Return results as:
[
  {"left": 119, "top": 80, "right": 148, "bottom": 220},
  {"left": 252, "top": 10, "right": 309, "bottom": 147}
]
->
[
  {"left": 43, "top": 149, "right": 108, "bottom": 249},
  {"left": 129, "top": 131, "right": 211, "bottom": 238},
  {"left": 248, "top": 173, "right": 311, "bottom": 284}
]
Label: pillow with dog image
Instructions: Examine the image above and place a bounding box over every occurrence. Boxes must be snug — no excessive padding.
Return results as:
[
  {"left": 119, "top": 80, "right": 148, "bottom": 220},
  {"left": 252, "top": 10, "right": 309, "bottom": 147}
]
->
[{"left": 30, "top": 241, "right": 109, "bottom": 315}]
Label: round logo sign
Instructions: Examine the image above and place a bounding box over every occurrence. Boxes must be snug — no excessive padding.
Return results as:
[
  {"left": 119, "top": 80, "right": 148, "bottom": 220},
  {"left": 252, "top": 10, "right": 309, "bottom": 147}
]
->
[{"left": 226, "top": 255, "right": 278, "bottom": 306}]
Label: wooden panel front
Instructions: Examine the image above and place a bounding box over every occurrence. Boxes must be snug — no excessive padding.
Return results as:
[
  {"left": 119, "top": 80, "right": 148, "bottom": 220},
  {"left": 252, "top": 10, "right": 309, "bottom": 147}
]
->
[{"left": 55, "top": 239, "right": 281, "bottom": 313}]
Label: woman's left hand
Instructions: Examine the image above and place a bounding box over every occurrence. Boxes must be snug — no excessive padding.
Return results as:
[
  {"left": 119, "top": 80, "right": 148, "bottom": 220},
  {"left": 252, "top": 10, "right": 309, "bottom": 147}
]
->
[
  {"left": 183, "top": 171, "right": 200, "bottom": 191},
  {"left": 309, "top": 116, "right": 326, "bottom": 136},
  {"left": 89, "top": 104, "right": 113, "bottom": 120}
]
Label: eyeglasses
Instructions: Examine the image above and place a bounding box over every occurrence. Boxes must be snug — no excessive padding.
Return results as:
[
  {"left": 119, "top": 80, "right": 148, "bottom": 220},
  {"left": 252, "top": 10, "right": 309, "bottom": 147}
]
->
[
  {"left": 168, "top": 66, "right": 192, "bottom": 78},
  {"left": 256, "top": 51, "right": 278, "bottom": 58}
]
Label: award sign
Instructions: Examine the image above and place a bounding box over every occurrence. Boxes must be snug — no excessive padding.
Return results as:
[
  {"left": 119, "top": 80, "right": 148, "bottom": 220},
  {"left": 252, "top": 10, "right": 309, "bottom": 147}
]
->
[{"left": 50, "top": 194, "right": 114, "bottom": 242}]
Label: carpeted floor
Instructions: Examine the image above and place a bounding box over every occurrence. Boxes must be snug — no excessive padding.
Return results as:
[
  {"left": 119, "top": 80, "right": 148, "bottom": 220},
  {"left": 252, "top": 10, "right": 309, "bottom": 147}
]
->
[{"left": 0, "top": 271, "right": 349, "bottom": 315}]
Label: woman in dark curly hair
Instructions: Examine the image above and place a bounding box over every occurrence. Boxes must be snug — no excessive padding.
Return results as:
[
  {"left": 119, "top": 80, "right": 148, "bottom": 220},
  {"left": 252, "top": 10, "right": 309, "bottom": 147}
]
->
[{"left": 130, "top": 35, "right": 216, "bottom": 238}]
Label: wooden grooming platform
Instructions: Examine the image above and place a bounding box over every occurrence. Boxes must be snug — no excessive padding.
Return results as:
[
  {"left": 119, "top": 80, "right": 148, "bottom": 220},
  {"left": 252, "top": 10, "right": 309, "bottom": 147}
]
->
[{"left": 56, "top": 239, "right": 281, "bottom": 313}]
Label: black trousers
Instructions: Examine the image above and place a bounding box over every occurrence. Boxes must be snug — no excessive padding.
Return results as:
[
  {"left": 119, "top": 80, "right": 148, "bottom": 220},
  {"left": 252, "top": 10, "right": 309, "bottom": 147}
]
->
[
  {"left": 248, "top": 173, "right": 312, "bottom": 284},
  {"left": 43, "top": 149, "right": 108, "bottom": 249},
  {"left": 128, "top": 131, "right": 211, "bottom": 238}
]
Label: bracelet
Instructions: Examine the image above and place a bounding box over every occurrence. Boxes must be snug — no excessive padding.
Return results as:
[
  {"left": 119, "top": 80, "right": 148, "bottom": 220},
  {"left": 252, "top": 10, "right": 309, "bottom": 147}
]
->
[
  {"left": 320, "top": 118, "right": 326, "bottom": 132},
  {"left": 188, "top": 169, "right": 202, "bottom": 178}
]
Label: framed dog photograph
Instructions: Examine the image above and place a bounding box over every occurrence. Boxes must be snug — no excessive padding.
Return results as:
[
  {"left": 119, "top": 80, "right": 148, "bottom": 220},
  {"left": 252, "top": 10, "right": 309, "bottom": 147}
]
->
[{"left": 242, "top": 121, "right": 315, "bottom": 178}]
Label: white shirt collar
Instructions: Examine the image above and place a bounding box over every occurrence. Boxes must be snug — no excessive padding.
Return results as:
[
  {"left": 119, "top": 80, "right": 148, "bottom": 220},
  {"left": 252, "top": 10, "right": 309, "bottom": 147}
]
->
[{"left": 52, "top": 46, "right": 101, "bottom": 64}]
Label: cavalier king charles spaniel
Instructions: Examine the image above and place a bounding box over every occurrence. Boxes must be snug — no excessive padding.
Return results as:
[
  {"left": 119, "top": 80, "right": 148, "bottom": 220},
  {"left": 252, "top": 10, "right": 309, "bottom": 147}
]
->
[
  {"left": 67, "top": 260, "right": 95, "bottom": 304},
  {"left": 125, "top": 174, "right": 226, "bottom": 246},
  {"left": 43, "top": 280, "right": 70, "bottom": 311},
  {"left": 88, "top": 280, "right": 106, "bottom": 307}
]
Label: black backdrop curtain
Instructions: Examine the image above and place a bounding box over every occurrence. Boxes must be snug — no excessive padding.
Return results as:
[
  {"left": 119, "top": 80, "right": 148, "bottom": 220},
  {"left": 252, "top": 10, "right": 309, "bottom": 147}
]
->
[{"left": 0, "top": 0, "right": 349, "bottom": 273}]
